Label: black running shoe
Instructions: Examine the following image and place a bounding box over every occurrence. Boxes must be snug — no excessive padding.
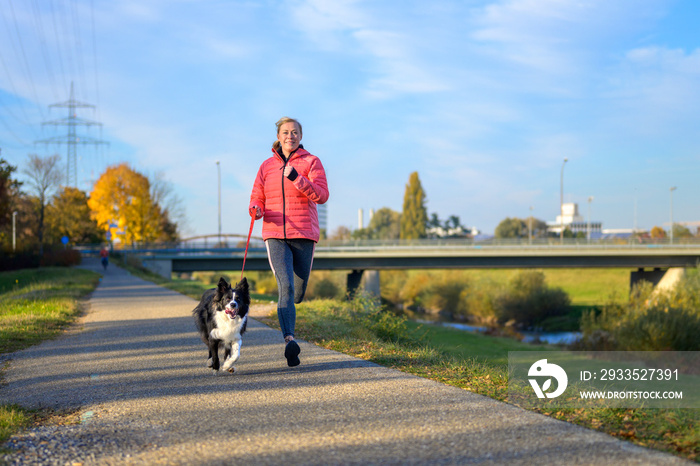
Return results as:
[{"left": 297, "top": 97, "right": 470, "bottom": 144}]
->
[{"left": 285, "top": 340, "right": 301, "bottom": 367}]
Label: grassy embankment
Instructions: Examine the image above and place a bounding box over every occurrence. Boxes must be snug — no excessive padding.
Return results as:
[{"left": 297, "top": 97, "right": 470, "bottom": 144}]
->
[
  {"left": 1, "top": 263, "right": 697, "bottom": 461},
  {"left": 0, "top": 267, "right": 101, "bottom": 445}
]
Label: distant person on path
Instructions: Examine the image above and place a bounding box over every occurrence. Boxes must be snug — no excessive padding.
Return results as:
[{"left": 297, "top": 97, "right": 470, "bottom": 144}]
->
[
  {"left": 100, "top": 246, "right": 109, "bottom": 270},
  {"left": 249, "top": 117, "right": 329, "bottom": 366}
]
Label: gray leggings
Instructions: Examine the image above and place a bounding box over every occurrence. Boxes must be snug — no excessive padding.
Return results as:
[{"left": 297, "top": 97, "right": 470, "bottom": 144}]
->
[{"left": 265, "top": 238, "right": 315, "bottom": 339}]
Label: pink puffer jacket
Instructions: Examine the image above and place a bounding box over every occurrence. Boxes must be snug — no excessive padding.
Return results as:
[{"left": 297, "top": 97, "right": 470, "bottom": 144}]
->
[{"left": 249, "top": 146, "right": 329, "bottom": 242}]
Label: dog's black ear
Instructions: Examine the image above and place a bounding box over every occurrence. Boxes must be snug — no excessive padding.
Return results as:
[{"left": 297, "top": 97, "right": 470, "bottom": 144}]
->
[
  {"left": 237, "top": 277, "right": 249, "bottom": 292},
  {"left": 217, "top": 277, "right": 230, "bottom": 294},
  {"left": 236, "top": 277, "right": 250, "bottom": 305}
]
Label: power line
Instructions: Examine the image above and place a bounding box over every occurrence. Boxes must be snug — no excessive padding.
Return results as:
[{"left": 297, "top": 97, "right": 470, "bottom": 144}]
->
[
  {"left": 48, "top": 0, "right": 69, "bottom": 93},
  {"left": 90, "top": 0, "right": 101, "bottom": 122},
  {"left": 0, "top": 112, "right": 31, "bottom": 146},
  {"left": 7, "top": 0, "right": 46, "bottom": 120},
  {"left": 68, "top": 0, "right": 88, "bottom": 96},
  {"left": 0, "top": 51, "right": 39, "bottom": 135},
  {"left": 29, "top": 0, "right": 61, "bottom": 102},
  {"left": 0, "top": 9, "right": 41, "bottom": 134}
]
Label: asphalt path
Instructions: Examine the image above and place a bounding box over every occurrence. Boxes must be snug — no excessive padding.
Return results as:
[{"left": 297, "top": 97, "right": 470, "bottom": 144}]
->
[{"left": 0, "top": 259, "right": 688, "bottom": 465}]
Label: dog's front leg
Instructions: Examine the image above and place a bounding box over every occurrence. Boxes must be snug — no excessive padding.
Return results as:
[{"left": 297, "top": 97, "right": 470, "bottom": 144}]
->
[
  {"left": 222, "top": 337, "right": 242, "bottom": 373},
  {"left": 230, "top": 337, "right": 242, "bottom": 363},
  {"left": 208, "top": 338, "right": 221, "bottom": 371},
  {"left": 222, "top": 342, "right": 232, "bottom": 370}
]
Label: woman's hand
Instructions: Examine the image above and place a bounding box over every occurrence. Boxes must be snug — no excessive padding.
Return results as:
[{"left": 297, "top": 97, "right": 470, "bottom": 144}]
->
[
  {"left": 283, "top": 166, "right": 298, "bottom": 181},
  {"left": 249, "top": 206, "right": 262, "bottom": 219}
]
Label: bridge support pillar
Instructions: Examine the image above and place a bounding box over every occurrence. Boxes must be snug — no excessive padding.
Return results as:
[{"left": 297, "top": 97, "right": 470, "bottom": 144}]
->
[
  {"left": 363, "top": 270, "right": 381, "bottom": 297},
  {"left": 630, "top": 268, "right": 666, "bottom": 291},
  {"left": 141, "top": 258, "right": 173, "bottom": 280},
  {"left": 347, "top": 270, "right": 364, "bottom": 299},
  {"left": 346, "top": 269, "right": 381, "bottom": 299}
]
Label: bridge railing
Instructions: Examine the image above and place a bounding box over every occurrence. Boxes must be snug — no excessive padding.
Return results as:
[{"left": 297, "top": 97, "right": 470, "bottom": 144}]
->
[
  {"left": 74, "top": 236, "right": 700, "bottom": 257},
  {"left": 315, "top": 238, "right": 700, "bottom": 254}
]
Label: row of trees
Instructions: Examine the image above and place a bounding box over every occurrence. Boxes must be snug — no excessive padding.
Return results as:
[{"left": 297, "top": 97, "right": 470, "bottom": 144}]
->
[
  {"left": 494, "top": 216, "right": 699, "bottom": 240},
  {"left": 494, "top": 217, "right": 549, "bottom": 239},
  {"left": 0, "top": 154, "right": 183, "bottom": 255},
  {"left": 328, "top": 171, "right": 468, "bottom": 241}
]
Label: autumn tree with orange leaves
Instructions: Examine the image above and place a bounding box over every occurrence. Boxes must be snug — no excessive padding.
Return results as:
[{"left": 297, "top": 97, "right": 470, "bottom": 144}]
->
[{"left": 88, "top": 163, "right": 178, "bottom": 245}]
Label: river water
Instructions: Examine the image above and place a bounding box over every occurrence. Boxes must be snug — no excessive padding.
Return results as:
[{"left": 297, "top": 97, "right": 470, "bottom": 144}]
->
[{"left": 416, "top": 320, "right": 582, "bottom": 346}]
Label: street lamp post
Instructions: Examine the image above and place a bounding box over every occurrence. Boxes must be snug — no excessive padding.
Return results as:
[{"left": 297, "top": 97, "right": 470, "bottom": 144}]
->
[
  {"left": 216, "top": 161, "right": 221, "bottom": 247},
  {"left": 12, "top": 211, "right": 17, "bottom": 252},
  {"left": 670, "top": 186, "right": 677, "bottom": 245},
  {"left": 587, "top": 196, "right": 593, "bottom": 243},
  {"left": 560, "top": 158, "right": 568, "bottom": 243}
]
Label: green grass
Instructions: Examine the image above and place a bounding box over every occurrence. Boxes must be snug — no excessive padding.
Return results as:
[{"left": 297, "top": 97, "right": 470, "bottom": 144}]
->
[
  {"left": 540, "top": 268, "right": 630, "bottom": 307},
  {"left": 404, "top": 320, "right": 552, "bottom": 366},
  {"left": 0, "top": 267, "right": 101, "bottom": 354},
  {"left": 0, "top": 404, "right": 30, "bottom": 446},
  {"left": 0, "top": 266, "right": 101, "bottom": 445},
  {"left": 437, "top": 268, "right": 630, "bottom": 308}
]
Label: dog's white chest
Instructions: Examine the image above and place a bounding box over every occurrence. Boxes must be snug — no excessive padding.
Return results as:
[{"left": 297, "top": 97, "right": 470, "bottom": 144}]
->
[{"left": 213, "top": 313, "right": 246, "bottom": 342}]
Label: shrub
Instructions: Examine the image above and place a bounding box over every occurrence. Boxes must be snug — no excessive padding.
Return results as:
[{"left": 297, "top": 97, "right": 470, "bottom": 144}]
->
[
  {"left": 0, "top": 250, "right": 40, "bottom": 271},
  {"left": 380, "top": 270, "right": 408, "bottom": 305},
  {"left": 353, "top": 295, "right": 415, "bottom": 344},
  {"left": 192, "top": 271, "right": 219, "bottom": 286},
  {"left": 495, "top": 271, "right": 570, "bottom": 328},
  {"left": 253, "top": 272, "right": 277, "bottom": 295},
  {"left": 399, "top": 272, "right": 432, "bottom": 312},
  {"left": 308, "top": 272, "right": 343, "bottom": 300},
  {"left": 0, "top": 246, "right": 82, "bottom": 270},
  {"left": 394, "top": 271, "right": 470, "bottom": 318},
  {"left": 46, "top": 248, "right": 81, "bottom": 267},
  {"left": 578, "top": 270, "right": 700, "bottom": 351},
  {"left": 615, "top": 305, "right": 700, "bottom": 351},
  {"left": 423, "top": 273, "right": 469, "bottom": 318},
  {"left": 460, "top": 278, "right": 501, "bottom": 326}
]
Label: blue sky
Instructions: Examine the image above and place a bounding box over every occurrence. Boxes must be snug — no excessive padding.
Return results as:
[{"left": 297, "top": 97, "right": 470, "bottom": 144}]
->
[{"left": 1, "top": 0, "right": 699, "bottom": 239}]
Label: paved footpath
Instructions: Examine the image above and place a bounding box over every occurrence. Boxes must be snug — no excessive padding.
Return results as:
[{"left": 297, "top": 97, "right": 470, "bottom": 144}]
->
[{"left": 1, "top": 259, "right": 689, "bottom": 465}]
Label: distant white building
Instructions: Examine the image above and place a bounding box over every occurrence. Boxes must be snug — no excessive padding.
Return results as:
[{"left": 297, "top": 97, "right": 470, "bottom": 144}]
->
[
  {"left": 547, "top": 203, "right": 601, "bottom": 235},
  {"left": 427, "top": 225, "right": 479, "bottom": 238}
]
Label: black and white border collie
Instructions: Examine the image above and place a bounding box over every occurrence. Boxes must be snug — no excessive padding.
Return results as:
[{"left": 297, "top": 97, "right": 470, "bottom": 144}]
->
[{"left": 193, "top": 277, "right": 250, "bottom": 373}]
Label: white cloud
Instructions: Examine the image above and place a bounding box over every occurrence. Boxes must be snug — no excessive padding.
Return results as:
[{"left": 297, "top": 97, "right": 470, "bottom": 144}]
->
[
  {"left": 603, "top": 46, "right": 700, "bottom": 136},
  {"left": 470, "top": 0, "right": 665, "bottom": 92},
  {"left": 287, "top": 0, "right": 450, "bottom": 98},
  {"left": 286, "top": 0, "right": 367, "bottom": 50},
  {"left": 352, "top": 29, "right": 451, "bottom": 98}
]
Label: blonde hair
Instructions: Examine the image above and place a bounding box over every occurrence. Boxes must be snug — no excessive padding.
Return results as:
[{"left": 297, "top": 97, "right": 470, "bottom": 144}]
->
[{"left": 272, "top": 117, "right": 302, "bottom": 150}]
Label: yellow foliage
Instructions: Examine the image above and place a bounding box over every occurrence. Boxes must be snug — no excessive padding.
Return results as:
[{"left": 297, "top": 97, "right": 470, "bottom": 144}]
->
[
  {"left": 650, "top": 226, "right": 666, "bottom": 239},
  {"left": 88, "top": 163, "right": 165, "bottom": 245}
]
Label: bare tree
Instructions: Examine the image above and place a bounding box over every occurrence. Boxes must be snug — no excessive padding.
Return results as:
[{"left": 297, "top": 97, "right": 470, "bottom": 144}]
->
[
  {"left": 149, "top": 170, "right": 189, "bottom": 240},
  {"left": 23, "top": 154, "right": 62, "bottom": 251}
]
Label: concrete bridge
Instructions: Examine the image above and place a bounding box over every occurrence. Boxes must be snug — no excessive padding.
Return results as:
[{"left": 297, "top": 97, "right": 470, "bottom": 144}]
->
[{"left": 100, "top": 239, "right": 700, "bottom": 295}]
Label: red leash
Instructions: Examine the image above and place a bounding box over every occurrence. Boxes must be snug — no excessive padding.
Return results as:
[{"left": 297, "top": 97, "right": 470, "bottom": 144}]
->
[{"left": 241, "top": 215, "right": 256, "bottom": 281}]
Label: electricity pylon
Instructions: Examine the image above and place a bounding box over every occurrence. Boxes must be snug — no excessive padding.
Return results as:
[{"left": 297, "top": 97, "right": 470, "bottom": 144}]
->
[{"left": 35, "top": 82, "right": 109, "bottom": 187}]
